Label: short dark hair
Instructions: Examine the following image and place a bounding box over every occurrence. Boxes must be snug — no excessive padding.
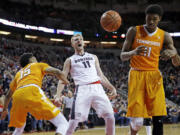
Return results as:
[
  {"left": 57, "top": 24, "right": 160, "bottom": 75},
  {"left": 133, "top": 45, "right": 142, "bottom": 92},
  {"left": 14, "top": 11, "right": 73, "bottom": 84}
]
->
[
  {"left": 20, "top": 53, "right": 33, "bottom": 67},
  {"left": 145, "top": 4, "right": 163, "bottom": 17}
]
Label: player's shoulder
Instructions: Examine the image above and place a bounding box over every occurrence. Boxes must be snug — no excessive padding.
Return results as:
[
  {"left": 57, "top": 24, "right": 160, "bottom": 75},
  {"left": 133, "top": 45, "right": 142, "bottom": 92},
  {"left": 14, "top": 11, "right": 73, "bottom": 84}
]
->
[
  {"left": 126, "top": 26, "right": 137, "bottom": 36},
  {"left": 35, "top": 62, "right": 49, "bottom": 66},
  {"left": 90, "top": 54, "right": 99, "bottom": 61},
  {"left": 65, "top": 57, "right": 72, "bottom": 62},
  {"left": 31, "top": 63, "right": 50, "bottom": 70},
  {"left": 128, "top": 26, "right": 137, "bottom": 32},
  {"left": 163, "top": 31, "right": 170, "bottom": 37},
  {"left": 64, "top": 57, "right": 72, "bottom": 66}
]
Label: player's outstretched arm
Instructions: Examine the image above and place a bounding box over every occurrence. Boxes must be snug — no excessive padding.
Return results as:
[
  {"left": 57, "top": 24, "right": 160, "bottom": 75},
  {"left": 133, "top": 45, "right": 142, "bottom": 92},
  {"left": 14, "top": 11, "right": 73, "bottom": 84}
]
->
[
  {"left": 120, "top": 27, "right": 148, "bottom": 61},
  {"left": 56, "top": 58, "right": 71, "bottom": 98},
  {"left": 0, "top": 89, "right": 13, "bottom": 120},
  {"left": 94, "top": 55, "right": 117, "bottom": 99},
  {"left": 45, "top": 66, "right": 69, "bottom": 85}
]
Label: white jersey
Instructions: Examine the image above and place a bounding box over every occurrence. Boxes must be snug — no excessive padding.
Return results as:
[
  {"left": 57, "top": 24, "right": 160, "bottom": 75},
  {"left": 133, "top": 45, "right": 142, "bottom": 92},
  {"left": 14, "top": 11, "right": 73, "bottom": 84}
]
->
[{"left": 69, "top": 52, "right": 100, "bottom": 85}]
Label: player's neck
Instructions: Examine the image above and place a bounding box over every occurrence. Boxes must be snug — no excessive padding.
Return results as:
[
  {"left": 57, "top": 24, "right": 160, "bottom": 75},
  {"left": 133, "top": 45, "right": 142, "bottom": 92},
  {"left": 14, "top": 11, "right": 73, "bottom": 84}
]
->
[
  {"left": 145, "top": 26, "right": 157, "bottom": 33},
  {"left": 75, "top": 50, "right": 85, "bottom": 56}
]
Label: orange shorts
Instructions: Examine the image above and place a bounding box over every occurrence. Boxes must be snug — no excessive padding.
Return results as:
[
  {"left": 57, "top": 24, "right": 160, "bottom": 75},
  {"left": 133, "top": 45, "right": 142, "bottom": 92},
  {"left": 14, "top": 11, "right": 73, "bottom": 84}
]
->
[
  {"left": 127, "top": 70, "right": 167, "bottom": 118},
  {"left": 9, "top": 84, "right": 60, "bottom": 128}
]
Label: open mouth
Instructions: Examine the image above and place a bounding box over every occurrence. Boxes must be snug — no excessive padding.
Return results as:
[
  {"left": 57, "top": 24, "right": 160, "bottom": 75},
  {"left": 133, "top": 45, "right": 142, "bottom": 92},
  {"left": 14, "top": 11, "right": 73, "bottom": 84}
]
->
[{"left": 78, "top": 44, "right": 82, "bottom": 47}]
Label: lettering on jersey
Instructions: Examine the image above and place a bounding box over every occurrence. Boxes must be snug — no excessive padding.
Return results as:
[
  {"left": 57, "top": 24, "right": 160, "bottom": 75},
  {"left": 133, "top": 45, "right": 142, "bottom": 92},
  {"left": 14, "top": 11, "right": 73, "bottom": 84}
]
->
[
  {"left": 137, "top": 39, "right": 160, "bottom": 47},
  {"left": 74, "top": 57, "right": 93, "bottom": 63}
]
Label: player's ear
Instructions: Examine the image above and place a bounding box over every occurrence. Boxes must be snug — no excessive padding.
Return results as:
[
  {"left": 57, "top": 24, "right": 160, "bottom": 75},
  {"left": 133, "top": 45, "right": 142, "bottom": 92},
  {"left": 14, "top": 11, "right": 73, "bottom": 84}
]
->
[{"left": 159, "top": 16, "right": 162, "bottom": 21}]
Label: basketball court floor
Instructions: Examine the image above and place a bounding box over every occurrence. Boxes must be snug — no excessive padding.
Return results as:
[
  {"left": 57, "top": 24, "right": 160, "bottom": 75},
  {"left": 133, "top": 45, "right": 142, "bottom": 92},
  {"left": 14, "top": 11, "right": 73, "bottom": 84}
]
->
[{"left": 23, "top": 124, "right": 180, "bottom": 135}]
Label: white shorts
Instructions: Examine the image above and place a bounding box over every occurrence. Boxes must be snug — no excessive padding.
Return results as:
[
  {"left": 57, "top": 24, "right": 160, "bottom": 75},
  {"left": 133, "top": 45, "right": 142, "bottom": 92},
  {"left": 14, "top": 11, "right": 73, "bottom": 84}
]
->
[{"left": 70, "top": 84, "right": 114, "bottom": 122}]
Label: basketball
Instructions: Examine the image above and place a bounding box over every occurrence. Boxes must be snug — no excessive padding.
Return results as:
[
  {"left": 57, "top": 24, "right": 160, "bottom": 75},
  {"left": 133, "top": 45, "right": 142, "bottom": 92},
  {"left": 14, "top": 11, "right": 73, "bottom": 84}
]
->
[{"left": 100, "top": 10, "right": 122, "bottom": 32}]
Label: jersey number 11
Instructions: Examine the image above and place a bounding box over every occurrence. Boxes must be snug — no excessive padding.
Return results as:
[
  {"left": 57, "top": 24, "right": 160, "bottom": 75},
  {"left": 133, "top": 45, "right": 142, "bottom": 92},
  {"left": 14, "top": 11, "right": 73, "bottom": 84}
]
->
[{"left": 82, "top": 61, "right": 91, "bottom": 68}]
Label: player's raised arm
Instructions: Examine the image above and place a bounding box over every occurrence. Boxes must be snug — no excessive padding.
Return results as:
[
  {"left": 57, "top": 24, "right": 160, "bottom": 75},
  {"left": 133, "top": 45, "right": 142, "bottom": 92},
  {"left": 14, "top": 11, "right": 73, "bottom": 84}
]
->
[
  {"left": 45, "top": 66, "right": 69, "bottom": 85},
  {"left": 121, "top": 27, "right": 148, "bottom": 61},
  {"left": 94, "top": 55, "right": 117, "bottom": 98},
  {"left": 56, "top": 58, "right": 71, "bottom": 98}
]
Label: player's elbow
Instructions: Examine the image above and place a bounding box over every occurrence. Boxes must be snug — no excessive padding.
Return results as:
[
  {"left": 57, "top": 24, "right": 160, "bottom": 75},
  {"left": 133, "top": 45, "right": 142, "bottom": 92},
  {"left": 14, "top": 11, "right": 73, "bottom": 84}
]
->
[{"left": 120, "top": 53, "right": 127, "bottom": 61}]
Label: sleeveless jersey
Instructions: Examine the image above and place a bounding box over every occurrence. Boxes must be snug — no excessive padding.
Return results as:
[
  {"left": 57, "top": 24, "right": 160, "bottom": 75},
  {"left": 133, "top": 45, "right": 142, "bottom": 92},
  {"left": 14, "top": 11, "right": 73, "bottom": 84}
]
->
[
  {"left": 130, "top": 25, "right": 165, "bottom": 70},
  {"left": 10, "top": 63, "right": 50, "bottom": 92},
  {"left": 70, "top": 52, "right": 100, "bottom": 85}
]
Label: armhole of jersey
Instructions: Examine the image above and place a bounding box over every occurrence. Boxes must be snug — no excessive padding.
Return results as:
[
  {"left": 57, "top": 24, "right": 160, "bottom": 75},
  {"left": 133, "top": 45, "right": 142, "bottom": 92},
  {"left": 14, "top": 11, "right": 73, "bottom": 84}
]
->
[
  {"left": 161, "top": 30, "right": 165, "bottom": 50},
  {"left": 131, "top": 26, "right": 138, "bottom": 50},
  {"left": 134, "top": 26, "right": 138, "bottom": 39},
  {"left": 92, "top": 54, "right": 96, "bottom": 63}
]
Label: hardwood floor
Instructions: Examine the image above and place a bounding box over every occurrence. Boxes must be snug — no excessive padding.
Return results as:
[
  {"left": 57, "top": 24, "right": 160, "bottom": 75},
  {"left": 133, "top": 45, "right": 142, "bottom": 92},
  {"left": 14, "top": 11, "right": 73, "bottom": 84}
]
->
[{"left": 23, "top": 124, "right": 180, "bottom": 135}]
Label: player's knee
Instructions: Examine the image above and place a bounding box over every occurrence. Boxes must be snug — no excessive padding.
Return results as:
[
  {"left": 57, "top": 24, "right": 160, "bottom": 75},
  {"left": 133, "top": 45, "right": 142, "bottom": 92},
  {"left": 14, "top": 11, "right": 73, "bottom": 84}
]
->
[{"left": 130, "top": 118, "right": 143, "bottom": 131}]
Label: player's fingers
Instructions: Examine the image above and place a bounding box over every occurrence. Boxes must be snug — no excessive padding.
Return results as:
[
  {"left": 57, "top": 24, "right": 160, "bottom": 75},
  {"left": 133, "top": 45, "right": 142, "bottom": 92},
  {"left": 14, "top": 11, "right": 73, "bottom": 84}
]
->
[
  {"left": 110, "top": 92, "right": 117, "bottom": 99},
  {"left": 110, "top": 95, "right": 116, "bottom": 99},
  {"left": 137, "top": 49, "right": 148, "bottom": 55},
  {"left": 138, "top": 45, "right": 147, "bottom": 49}
]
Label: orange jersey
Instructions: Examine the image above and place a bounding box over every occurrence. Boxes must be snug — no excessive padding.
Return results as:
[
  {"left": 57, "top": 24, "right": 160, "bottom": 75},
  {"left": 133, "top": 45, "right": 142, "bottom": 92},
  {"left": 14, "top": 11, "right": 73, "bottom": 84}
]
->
[
  {"left": 130, "top": 25, "right": 165, "bottom": 70},
  {"left": 10, "top": 63, "right": 50, "bottom": 92}
]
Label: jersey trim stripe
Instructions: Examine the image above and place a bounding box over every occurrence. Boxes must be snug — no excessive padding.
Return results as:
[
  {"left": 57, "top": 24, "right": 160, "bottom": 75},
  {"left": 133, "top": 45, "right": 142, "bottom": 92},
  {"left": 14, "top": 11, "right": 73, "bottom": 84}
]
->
[
  {"left": 71, "top": 85, "right": 79, "bottom": 119},
  {"left": 17, "top": 83, "right": 41, "bottom": 89}
]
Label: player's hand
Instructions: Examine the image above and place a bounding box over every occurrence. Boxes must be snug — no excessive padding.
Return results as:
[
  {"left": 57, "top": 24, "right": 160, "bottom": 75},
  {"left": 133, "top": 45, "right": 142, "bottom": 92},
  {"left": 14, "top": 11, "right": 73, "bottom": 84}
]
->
[
  {"left": 0, "top": 109, "right": 8, "bottom": 120},
  {"left": 133, "top": 45, "right": 148, "bottom": 56},
  {"left": 161, "top": 49, "right": 177, "bottom": 61},
  {"left": 53, "top": 96, "right": 63, "bottom": 107},
  {"left": 108, "top": 88, "right": 117, "bottom": 100}
]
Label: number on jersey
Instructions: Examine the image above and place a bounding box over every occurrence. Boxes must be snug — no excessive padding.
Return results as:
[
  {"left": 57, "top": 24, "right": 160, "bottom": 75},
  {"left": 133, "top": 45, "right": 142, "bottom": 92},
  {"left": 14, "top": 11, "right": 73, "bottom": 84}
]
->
[
  {"left": 144, "top": 47, "right": 152, "bottom": 57},
  {"left": 20, "top": 66, "right": 31, "bottom": 79},
  {"left": 82, "top": 61, "right": 91, "bottom": 68}
]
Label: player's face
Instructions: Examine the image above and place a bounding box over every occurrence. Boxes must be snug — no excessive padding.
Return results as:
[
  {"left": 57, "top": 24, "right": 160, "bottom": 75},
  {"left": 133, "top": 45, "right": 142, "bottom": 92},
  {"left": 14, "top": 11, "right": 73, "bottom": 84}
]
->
[
  {"left": 146, "top": 14, "right": 161, "bottom": 31},
  {"left": 71, "top": 35, "right": 84, "bottom": 51}
]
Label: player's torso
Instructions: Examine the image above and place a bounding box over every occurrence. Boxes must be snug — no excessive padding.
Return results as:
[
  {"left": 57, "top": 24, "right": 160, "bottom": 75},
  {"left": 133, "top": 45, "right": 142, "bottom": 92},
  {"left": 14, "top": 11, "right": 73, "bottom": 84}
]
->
[
  {"left": 70, "top": 52, "right": 100, "bottom": 85},
  {"left": 130, "top": 25, "right": 164, "bottom": 70},
  {"left": 15, "top": 63, "right": 45, "bottom": 88}
]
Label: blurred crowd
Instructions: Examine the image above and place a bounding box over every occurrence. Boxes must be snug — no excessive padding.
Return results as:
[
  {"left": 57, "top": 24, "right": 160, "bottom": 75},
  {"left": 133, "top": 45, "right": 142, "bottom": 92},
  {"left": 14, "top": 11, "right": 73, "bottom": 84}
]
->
[
  {"left": 0, "top": 37, "right": 180, "bottom": 134},
  {"left": 0, "top": 1, "right": 180, "bottom": 36}
]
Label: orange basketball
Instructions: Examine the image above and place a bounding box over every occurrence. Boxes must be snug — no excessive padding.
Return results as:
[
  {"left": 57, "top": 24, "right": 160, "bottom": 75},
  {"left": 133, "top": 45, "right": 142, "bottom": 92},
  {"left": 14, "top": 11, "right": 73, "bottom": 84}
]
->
[{"left": 100, "top": 10, "right": 122, "bottom": 32}]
